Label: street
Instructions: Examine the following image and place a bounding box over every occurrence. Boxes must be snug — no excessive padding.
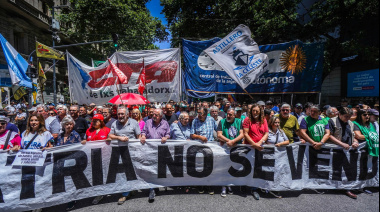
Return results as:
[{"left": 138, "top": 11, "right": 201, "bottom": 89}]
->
[{"left": 44, "top": 187, "right": 379, "bottom": 212}]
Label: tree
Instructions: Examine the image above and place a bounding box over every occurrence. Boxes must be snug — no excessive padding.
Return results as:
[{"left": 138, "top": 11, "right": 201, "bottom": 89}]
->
[
  {"left": 59, "top": 0, "right": 168, "bottom": 64},
  {"left": 161, "top": 0, "right": 379, "bottom": 79}
]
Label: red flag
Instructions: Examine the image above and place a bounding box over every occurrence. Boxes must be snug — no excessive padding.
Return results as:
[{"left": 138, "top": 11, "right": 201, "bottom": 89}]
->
[
  {"left": 107, "top": 59, "right": 129, "bottom": 84},
  {"left": 138, "top": 59, "right": 146, "bottom": 95}
]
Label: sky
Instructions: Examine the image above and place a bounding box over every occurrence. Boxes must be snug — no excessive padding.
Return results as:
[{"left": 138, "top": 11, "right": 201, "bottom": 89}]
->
[{"left": 146, "top": 0, "right": 172, "bottom": 49}]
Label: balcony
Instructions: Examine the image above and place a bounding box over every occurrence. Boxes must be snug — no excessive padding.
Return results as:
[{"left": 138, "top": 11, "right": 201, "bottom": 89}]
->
[{"left": 7, "top": 0, "right": 51, "bottom": 26}]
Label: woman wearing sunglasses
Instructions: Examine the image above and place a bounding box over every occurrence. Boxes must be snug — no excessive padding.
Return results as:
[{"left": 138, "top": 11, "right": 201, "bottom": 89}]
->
[{"left": 353, "top": 109, "right": 379, "bottom": 157}]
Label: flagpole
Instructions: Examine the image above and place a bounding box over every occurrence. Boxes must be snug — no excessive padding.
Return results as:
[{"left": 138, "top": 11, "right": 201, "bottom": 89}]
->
[
  {"left": 243, "top": 89, "right": 254, "bottom": 99},
  {"left": 143, "top": 57, "right": 147, "bottom": 101}
]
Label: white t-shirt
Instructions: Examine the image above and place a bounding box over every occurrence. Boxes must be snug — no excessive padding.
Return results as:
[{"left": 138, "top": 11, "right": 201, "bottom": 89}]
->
[
  {"left": 16, "top": 103, "right": 26, "bottom": 110},
  {"left": 21, "top": 131, "right": 53, "bottom": 149},
  {"left": 5, "top": 105, "right": 16, "bottom": 113},
  {"left": 16, "top": 112, "right": 27, "bottom": 119}
]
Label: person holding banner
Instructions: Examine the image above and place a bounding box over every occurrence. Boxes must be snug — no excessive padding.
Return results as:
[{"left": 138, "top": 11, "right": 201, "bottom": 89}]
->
[
  {"left": 328, "top": 107, "right": 360, "bottom": 199},
  {"left": 109, "top": 106, "right": 141, "bottom": 205},
  {"left": 353, "top": 110, "right": 379, "bottom": 157},
  {"left": 82, "top": 114, "right": 111, "bottom": 144},
  {"left": 21, "top": 114, "right": 54, "bottom": 150},
  {"left": 299, "top": 105, "right": 330, "bottom": 150},
  {"left": 276, "top": 104, "right": 302, "bottom": 143},
  {"left": 217, "top": 108, "right": 244, "bottom": 197},
  {"left": 141, "top": 108, "right": 170, "bottom": 202},
  {"left": 56, "top": 116, "right": 81, "bottom": 146},
  {"left": 0, "top": 115, "right": 21, "bottom": 151},
  {"left": 170, "top": 112, "right": 192, "bottom": 140},
  {"left": 242, "top": 103, "right": 269, "bottom": 200},
  {"left": 266, "top": 116, "right": 290, "bottom": 147},
  {"left": 81, "top": 113, "right": 110, "bottom": 205}
]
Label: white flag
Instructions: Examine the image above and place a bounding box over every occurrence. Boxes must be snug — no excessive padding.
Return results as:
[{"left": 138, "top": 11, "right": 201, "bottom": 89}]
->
[{"left": 204, "top": 25, "right": 268, "bottom": 89}]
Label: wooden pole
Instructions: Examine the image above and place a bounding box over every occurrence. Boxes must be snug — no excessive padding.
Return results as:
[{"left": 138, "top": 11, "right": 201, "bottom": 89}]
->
[{"left": 243, "top": 89, "right": 254, "bottom": 99}]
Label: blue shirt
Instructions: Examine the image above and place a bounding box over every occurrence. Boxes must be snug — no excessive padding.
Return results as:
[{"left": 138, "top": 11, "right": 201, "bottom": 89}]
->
[
  {"left": 171, "top": 122, "right": 191, "bottom": 140},
  {"left": 56, "top": 130, "right": 81, "bottom": 146},
  {"left": 190, "top": 116, "right": 216, "bottom": 141}
]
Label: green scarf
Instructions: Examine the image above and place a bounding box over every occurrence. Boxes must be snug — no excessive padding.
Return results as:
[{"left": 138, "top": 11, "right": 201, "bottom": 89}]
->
[{"left": 353, "top": 121, "right": 379, "bottom": 157}]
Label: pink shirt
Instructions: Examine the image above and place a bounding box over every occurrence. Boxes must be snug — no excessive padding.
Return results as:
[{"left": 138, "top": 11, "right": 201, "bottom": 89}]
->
[
  {"left": 139, "top": 120, "right": 145, "bottom": 132},
  {"left": 0, "top": 130, "right": 21, "bottom": 149}
]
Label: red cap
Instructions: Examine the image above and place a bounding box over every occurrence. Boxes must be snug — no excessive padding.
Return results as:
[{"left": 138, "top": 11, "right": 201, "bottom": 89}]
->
[
  {"left": 92, "top": 114, "right": 104, "bottom": 121},
  {"left": 133, "top": 106, "right": 139, "bottom": 109}
]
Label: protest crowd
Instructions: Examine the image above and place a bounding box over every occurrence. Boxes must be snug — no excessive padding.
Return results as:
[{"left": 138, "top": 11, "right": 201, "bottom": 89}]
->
[{"left": 0, "top": 97, "right": 379, "bottom": 212}]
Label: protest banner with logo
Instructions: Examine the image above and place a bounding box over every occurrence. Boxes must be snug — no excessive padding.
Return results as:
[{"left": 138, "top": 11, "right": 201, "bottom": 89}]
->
[
  {"left": 67, "top": 49, "right": 180, "bottom": 105},
  {"left": 183, "top": 39, "right": 324, "bottom": 97},
  {"left": 0, "top": 141, "right": 378, "bottom": 211},
  {"left": 12, "top": 150, "right": 47, "bottom": 167},
  {"left": 36, "top": 42, "right": 65, "bottom": 60},
  {"left": 204, "top": 24, "right": 268, "bottom": 90}
]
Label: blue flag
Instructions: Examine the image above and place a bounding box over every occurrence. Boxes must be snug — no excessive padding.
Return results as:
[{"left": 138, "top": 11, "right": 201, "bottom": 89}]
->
[
  {"left": 0, "top": 33, "right": 32, "bottom": 88},
  {"left": 183, "top": 39, "right": 324, "bottom": 97}
]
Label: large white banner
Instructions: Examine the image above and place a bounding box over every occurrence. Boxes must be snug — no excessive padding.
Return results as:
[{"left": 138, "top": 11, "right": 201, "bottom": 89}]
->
[
  {"left": 204, "top": 24, "right": 268, "bottom": 89},
  {"left": 67, "top": 49, "right": 180, "bottom": 105},
  {"left": 0, "top": 141, "right": 378, "bottom": 211}
]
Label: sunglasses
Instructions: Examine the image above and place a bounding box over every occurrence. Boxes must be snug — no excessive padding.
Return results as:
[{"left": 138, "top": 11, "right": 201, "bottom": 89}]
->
[
  {"left": 49, "top": 113, "right": 55, "bottom": 116},
  {"left": 0, "top": 122, "right": 7, "bottom": 126},
  {"left": 281, "top": 109, "right": 290, "bottom": 112},
  {"left": 362, "top": 114, "right": 370, "bottom": 116}
]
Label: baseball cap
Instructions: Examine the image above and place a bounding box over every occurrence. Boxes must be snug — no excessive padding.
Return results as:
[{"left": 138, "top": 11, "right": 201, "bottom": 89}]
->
[
  {"left": 92, "top": 114, "right": 104, "bottom": 121},
  {"left": 257, "top": 101, "right": 265, "bottom": 106},
  {"left": 295, "top": 103, "right": 303, "bottom": 108},
  {"left": 235, "top": 107, "right": 242, "bottom": 111},
  {"left": 266, "top": 101, "right": 273, "bottom": 105},
  {"left": 369, "top": 109, "right": 379, "bottom": 116},
  {"left": 0, "top": 115, "right": 10, "bottom": 123}
]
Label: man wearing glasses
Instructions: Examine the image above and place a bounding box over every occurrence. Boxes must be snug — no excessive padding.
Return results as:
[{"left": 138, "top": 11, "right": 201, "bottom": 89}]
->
[
  {"left": 70, "top": 105, "right": 89, "bottom": 140},
  {"left": 276, "top": 104, "right": 302, "bottom": 143},
  {"left": 36, "top": 104, "right": 61, "bottom": 139}
]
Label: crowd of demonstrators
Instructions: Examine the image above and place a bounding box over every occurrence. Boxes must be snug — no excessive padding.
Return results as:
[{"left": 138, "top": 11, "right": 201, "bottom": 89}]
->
[{"left": 0, "top": 98, "right": 378, "bottom": 210}]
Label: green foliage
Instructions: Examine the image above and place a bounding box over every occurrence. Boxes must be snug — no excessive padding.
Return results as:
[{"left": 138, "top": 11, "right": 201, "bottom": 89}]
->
[
  {"left": 161, "top": 0, "right": 379, "bottom": 78},
  {"left": 59, "top": 0, "right": 168, "bottom": 63}
]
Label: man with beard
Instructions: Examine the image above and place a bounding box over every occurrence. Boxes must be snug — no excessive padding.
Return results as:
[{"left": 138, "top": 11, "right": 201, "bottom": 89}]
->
[
  {"left": 80, "top": 106, "right": 92, "bottom": 126},
  {"left": 276, "top": 104, "right": 302, "bottom": 143},
  {"left": 109, "top": 106, "right": 141, "bottom": 205},
  {"left": 217, "top": 108, "right": 244, "bottom": 197},
  {"left": 36, "top": 104, "right": 60, "bottom": 139},
  {"left": 69, "top": 105, "right": 89, "bottom": 140},
  {"left": 163, "top": 104, "right": 178, "bottom": 125},
  {"left": 102, "top": 107, "right": 117, "bottom": 129},
  {"left": 140, "top": 108, "right": 170, "bottom": 202}
]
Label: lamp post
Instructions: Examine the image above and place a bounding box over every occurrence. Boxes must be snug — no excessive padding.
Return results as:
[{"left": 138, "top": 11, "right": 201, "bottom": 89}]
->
[{"left": 51, "top": 4, "right": 70, "bottom": 105}]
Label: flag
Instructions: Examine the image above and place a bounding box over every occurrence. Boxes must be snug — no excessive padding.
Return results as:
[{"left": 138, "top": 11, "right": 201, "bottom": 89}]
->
[
  {"left": 0, "top": 33, "right": 32, "bottom": 88},
  {"left": 36, "top": 41, "right": 65, "bottom": 60},
  {"left": 228, "top": 94, "right": 236, "bottom": 103},
  {"left": 32, "top": 83, "right": 38, "bottom": 104},
  {"left": 38, "top": 62, "right": 47, "bottom": 89},
  {"left": 92, "top": 59, "right": 105, "bottom": 67},
  {"left": 204, "top": 25, "right": 268, "bottom": 89},
  {"left": 107, "top": 59, "right": 129, "bottom": 84},
  {"left": 138, "top": 59, "right": 146, "bottom": 95},
  {"left": 12, "top": 86, "right": 27, "bottom": 101}
]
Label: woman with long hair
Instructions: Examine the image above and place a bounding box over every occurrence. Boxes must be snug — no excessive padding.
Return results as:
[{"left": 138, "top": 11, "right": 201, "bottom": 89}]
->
[
  {"left": 353, "top": 109, "right": 379, "bottom": 157},
  {"left": 131, "top": 108, "right": 145, "bottom": 131},
  {"left": 242, "top": 103, "right": 269, "bottom": 200},
  {"left": 21, "top": 114, "right": 53, "bottom": 150}
]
